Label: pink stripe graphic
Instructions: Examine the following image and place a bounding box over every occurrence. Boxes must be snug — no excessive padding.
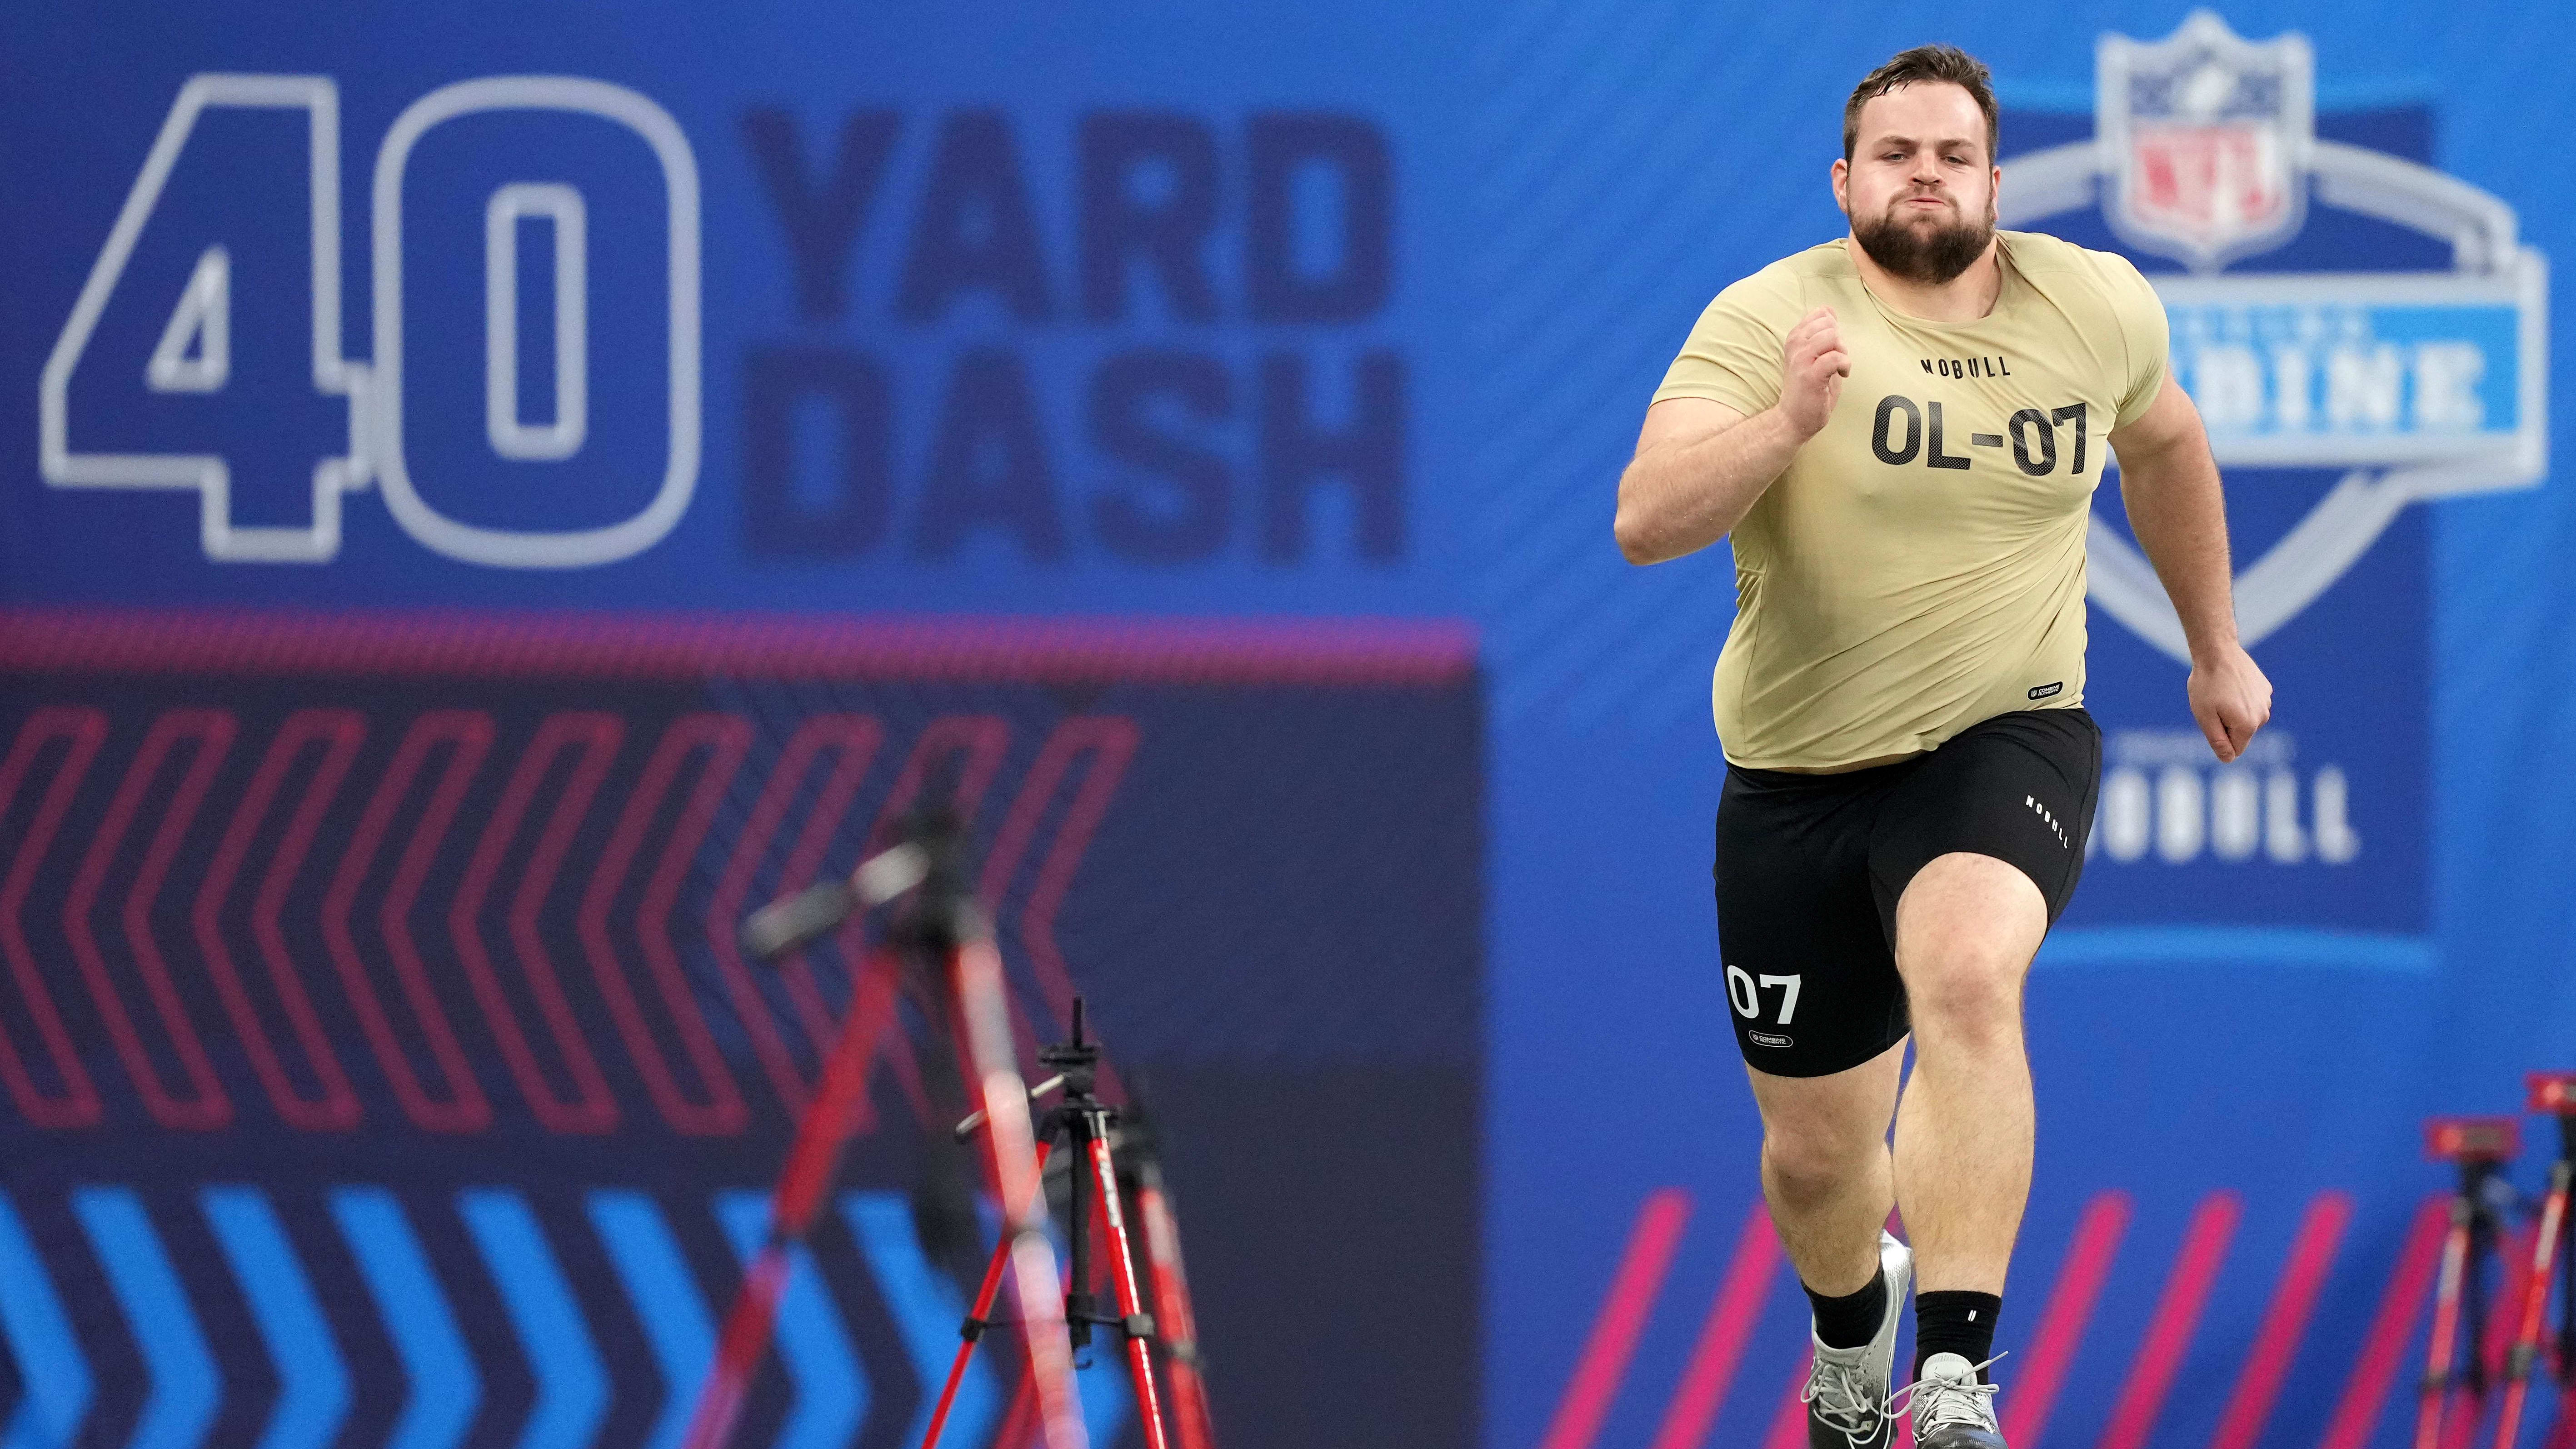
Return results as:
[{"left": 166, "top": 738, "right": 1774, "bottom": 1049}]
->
[
  {"left": 2096, "top": 1189, "right": 2243, "bottom": 1449},
  {"left": 2002, "top": 1189, "right": 2132, "bottom": 1447},
  {"left": 0, "top": 606, "right": 1477, "bottom": 685},
  {"left": 2318, "top": 1194, "right": 2454, "bottom": 1449},
  {"left": 1645, "top": 1203, "right": 1782, "bottom": 1449},
  {"left": 1760, "top": 1346, "right": 1811, "bottom": 1449},
  {"left": 2206, "top": 1189, "right": 2352, "bottom": 1449},
  {"left": 1535, "top": 1187, "right": 1693, "bottom": 1449}
]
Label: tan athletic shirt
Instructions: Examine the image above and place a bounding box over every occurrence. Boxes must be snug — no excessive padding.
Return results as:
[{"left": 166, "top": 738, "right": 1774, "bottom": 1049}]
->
[{"left": 1652, "top": 230, "right": 2169, "bottom": 769}]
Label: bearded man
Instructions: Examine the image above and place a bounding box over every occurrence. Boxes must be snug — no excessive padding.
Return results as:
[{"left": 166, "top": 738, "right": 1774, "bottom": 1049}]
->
[{"left": 1612, "top": 42, "right": 2272, "bottom": 1449}]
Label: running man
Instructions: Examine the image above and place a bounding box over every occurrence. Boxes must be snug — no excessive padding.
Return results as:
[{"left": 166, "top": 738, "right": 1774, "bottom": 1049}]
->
[{"left": 1614, "top": 44, "right": 2270, "bottom": 1449}]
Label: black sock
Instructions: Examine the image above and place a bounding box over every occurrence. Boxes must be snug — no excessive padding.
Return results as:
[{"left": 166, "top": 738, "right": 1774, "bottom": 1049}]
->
[
  {"left": 1803, "top": 1269, "right": 1888, "bottom": 1349},
  {"left": 1913, "top": 1291, "right": 2003, "bottom": 1381}
]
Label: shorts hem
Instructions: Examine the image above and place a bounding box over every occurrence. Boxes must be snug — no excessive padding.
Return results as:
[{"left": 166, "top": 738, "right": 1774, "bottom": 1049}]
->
[{"left": 1737, "top": 1031, "right": 1907, "bottom": 1079}]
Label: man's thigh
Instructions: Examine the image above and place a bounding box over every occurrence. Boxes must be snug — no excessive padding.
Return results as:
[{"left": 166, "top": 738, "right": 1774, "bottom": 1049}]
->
[{"left": 1714, "top": 767, "right": 1912, "bottom": 1077}]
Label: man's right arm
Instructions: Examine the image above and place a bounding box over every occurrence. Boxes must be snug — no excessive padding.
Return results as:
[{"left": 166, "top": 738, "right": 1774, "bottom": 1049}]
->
[{"left": 1613, "top": 305, "right": 1846, "bottom": 565}]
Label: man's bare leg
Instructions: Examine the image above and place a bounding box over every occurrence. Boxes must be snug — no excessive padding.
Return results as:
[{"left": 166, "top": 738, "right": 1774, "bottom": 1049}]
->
[
  {"left": 1889, "top": 851, "right": 2046, "bottom": 1294},
  {"left": 1886, "top": 846, "right": 2047, "bottom": 1438},
  {"left": 1749, "top": 1040, "right": 1911, "bottom": 1443},
  {"left": 1745, "top": 1043, "right": 1904, "bottom": 1295}
]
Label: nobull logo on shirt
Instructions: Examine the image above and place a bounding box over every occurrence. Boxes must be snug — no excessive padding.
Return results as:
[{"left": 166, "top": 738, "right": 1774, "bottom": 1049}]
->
[{"left": 2000, "top": 10, "right": 2546, "bottom": 949}]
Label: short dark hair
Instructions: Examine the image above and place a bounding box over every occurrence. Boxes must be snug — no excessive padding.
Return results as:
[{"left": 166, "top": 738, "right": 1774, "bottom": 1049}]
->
[{"left": 1842, "top": 45, "right": 1999, "bottom": 163}]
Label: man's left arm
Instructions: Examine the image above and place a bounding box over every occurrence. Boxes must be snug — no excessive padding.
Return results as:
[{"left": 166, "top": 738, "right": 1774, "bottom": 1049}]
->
[{"left": 2106, "top": 374, "right": 2275, "bottom": 763}]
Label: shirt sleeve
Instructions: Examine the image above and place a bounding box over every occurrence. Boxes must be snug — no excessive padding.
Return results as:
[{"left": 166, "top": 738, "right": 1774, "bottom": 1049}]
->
[
  {"left": 1650, "top": 272, "right": 1795, "bottom": 415},
  {"left": 2106, "top": 253, "right": 2172, "bottom": 429}
]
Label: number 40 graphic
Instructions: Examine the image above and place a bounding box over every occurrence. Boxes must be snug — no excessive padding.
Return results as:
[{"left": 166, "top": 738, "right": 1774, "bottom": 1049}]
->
[{"left": 38, "top": 74, "right": 702, "bottom": 568}]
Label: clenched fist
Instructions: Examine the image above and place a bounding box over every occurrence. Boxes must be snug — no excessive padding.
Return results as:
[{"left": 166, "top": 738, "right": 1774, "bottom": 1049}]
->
[
  {"left": 1779, "top": 306, "right": 1850, "bottom": 440},
  {"left": 2188, "top": 643, "right": 2273, "bottom": 764}
]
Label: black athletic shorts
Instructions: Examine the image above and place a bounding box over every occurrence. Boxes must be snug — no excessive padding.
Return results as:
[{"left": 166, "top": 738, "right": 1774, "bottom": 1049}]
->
[{"left": 1712, "top": 707, "right": 2101, "bottom": 1078}]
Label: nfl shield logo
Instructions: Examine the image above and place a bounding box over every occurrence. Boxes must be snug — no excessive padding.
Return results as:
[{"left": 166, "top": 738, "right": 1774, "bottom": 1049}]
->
[{"left": 2099, "top": 10, "right": 2314, "bottom": 271}]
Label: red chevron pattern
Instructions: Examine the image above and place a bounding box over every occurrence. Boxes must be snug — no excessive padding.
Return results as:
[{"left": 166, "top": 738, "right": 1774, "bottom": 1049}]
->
[
  {"left": 451, "top": 711, "right": 626, "bottom": 1134},
  {"left": 66, "top": 706, "right": 235, "bottom": 1129},
  {"left": 195, "top": 710, "right": 368, "bottom": 1131},
  {"left": 705, "top": 715, "right": 884, "bottom": 1116},
  {"left": 322, "top": 710, "right": 497, "bottom": 1134},
  {"left": 0, "top": 706, "right": 108, "bottom": 1127},
  {"left": 0, "top": 704, "right": 1141, "bottom": 1139}
]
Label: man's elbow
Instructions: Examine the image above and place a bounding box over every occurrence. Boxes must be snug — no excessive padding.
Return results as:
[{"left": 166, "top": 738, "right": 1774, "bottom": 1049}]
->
[{"left": 1613, "top": 505, "right": 1663, "bottom": 565}]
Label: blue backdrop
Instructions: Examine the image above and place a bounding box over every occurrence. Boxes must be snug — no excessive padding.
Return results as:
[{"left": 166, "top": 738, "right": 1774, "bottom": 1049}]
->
[{"left": 3, "top": 2, "right": 2572, "bottom": 1447}]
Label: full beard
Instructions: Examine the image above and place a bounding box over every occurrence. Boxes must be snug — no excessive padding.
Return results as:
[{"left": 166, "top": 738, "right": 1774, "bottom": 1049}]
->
[{"left": 1850, "top": 198, "right": 1994, "bottom": 285}]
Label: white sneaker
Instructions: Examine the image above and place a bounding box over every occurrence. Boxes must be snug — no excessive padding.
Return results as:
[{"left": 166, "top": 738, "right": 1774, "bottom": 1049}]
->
[
  {"left": 1901, "top": 1352, "right": 2007, "bottom": 1448},
  {"left": 1802, "top": 1231, "right": 1911, "bottom": 1449}
]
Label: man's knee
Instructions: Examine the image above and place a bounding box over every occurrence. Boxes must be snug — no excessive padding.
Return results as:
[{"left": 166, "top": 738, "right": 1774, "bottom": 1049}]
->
[
  {"left": 1902, "top": 949, "right": 2024, "bottom": 1042},
  {"left": 1746, "top": 1044, "right": 1901, "bottom": 1202},
  {"left": 1895, "top": 853, "right": 2041, "bottom": 1043},
  {"left": 1762, "top": 1122, "right": 1881, "bottom": 1201}
]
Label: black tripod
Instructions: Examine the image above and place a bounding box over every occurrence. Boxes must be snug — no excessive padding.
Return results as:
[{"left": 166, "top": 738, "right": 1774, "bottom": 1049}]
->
[
  {"left": 1042, "top": 1003, "right": 1160, "bottom": 1368},
  {"left": 2494, "top": 1073, "right": 2576, "bottom": 1449},
  {"left": 714, "top": 802, "right": 1086, "bottom": 1449},
  {"left": 927, "top": 996, "right": 1172, "bottom": 1449},
  {"left": 2420, "top": 1115, "right": 2519, "bottom": 1449}
]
